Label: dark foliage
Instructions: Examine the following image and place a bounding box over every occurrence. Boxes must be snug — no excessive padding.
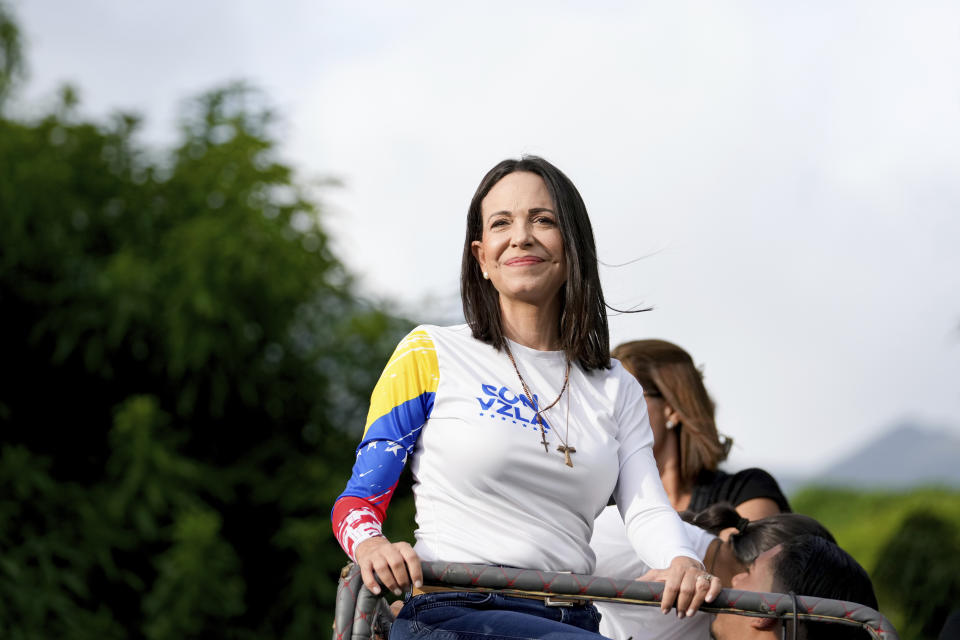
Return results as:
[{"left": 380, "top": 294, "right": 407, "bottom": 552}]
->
[
  {"left": 0, "top": 4, "right": 414, "bottom": 636},
  {"left": 873, "top": 510, "right": 960, "bottom": 640}
]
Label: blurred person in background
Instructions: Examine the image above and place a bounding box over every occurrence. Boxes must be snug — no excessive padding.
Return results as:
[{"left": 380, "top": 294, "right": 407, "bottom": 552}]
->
[
  {"left": 710, "top": 534, "right": 879, "bottom": 640},
  {"left": 611, "top": 339, "right": 789, "bottom": 519},
  {"left": 591, "top": 339, "right": 791, "bottom": 636},
  {"left": 590, "top": 503, "right": 835, "bottom": 640}
]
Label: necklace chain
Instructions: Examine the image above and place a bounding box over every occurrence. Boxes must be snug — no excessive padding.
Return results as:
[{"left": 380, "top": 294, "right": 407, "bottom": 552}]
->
[{"left": 504, "top": 343, "right": 576, "bottom": 467}]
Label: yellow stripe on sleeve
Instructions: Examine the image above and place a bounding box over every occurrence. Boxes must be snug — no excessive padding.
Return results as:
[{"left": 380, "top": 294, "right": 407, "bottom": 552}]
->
[{"left": 362, "top": 329, "right": 440, "bottom": 436}]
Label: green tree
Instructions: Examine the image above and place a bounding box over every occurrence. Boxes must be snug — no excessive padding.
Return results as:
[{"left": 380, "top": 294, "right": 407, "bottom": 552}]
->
[
  {"left": 791, "top": 486, "right": 960, "bottom": 640},
  {"left": 873, "top": 510, "right": 960, "bottom": 640},
  {"left": 0, "top": 0, "right": 23, "bottom": 105},
  {"left": 0, "top": 3, "right": 415, "bottom": 636}
]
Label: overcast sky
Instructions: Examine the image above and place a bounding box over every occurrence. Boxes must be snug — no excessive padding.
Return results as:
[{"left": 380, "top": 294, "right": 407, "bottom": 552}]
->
[{"left": 14, "top": 0, "right": 960, "bottom": 477}]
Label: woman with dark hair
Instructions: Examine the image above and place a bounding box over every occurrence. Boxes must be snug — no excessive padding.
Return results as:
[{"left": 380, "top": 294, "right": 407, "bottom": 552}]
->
[
  {"left": 331, "top": 156, "right": 720, "bottom": 639},
  {"left": 590, "top": 503, "right": 836, "bottom": 640},
  {"left": 610, "top": 339, "right": 789, "bottom": 519}
]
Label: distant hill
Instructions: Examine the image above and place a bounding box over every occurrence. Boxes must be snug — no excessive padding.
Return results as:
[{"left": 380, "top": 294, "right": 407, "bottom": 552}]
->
[{"left": 780, "top": 422, "right": 960, "bottom": 494}]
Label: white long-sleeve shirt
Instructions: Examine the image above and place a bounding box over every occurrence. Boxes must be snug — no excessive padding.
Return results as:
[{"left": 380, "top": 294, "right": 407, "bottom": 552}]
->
[{"left": 333, "top": 325, "right": 698, "bottom": 573}]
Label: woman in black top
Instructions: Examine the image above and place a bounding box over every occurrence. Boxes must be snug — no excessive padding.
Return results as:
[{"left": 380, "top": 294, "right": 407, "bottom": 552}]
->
[
  {"left": 611, "top": 339, "right": 790, "bottom": 519},
  {"left": 590, "top": 340, "right": 791, "bottom": 638}
]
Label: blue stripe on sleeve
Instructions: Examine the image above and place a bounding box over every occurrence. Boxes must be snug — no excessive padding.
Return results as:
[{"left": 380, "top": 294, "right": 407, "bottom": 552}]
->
[{"left": 339, "top": 391, "right": 435, "bottom": 504}]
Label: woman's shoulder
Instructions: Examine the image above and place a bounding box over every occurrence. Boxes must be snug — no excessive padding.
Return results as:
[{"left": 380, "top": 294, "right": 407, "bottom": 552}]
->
[
  {"left": 725, "top": 467, "right": 792, "bottom": 513},
  {"left": 579, "top": 359, "right": 648, "bottom": 424},
  {"left": 692, "top": 467, "right": 791, "bottom": 512},
  {"left": 594, "top": 357, "right": 635, "bottom": 383},
  {"left": 404, "top": 324, "right": 504, "bottom": 365},
  {"left": 395, "top": 324, "right": 470, "bottom": 348},
  {"left": 729, "top": 467, "right": 781, "bottom": 484},
  {"left": 726, "top": 468, "right": 787, "bottom": 496},
  {"left": 599, "top": 358, "right": 647, "bottom": 399},
  {"left": 409, "top": 323, "right": 471, "bottom": 341}
]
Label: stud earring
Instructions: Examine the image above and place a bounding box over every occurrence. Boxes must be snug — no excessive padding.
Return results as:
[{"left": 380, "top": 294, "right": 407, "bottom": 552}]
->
[
  {"left": 482, "top": 271, "right": 489, "bottom": 280},
  {"left": 666, "top": 419, "right": 677, "bottom": 430}
]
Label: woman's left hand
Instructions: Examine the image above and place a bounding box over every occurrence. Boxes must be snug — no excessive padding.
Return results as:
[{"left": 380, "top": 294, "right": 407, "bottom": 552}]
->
[{"left": 638, "top": 555, "right": 722, "bottom": 618}]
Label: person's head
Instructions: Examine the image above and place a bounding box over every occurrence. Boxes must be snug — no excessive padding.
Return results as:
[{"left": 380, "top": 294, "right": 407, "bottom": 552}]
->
[
  {"left": 610, "top": 339, "right": 729, "bottom": 479},
  {"left": 711, "top": 534, "right": 879, "bottom": 640},
  {"left": 461, "top": 156, "right": 609, "bottom": 370},
  {"left": 688, "top": 503, "right": 836, "bottom": 586}
]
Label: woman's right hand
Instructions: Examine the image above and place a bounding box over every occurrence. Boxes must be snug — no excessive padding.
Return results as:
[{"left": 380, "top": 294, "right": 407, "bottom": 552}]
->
[{"left": 354, "top": 536, "right": 423, "bottom": 596}]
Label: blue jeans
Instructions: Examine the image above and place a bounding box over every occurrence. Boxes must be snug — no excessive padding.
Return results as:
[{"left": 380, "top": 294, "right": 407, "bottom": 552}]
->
[{"left": 389, "top": 591, "right": 608, "bottom": 640}]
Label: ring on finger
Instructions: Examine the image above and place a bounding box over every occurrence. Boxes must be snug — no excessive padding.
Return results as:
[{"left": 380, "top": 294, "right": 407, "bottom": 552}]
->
[{"left": 696, "top": 572, "right": 714, "bottom": 584}]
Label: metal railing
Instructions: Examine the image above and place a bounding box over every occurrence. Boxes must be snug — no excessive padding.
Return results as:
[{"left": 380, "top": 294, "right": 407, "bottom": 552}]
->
[{"left": 333, "top": 561, "right": 899, "bottom": 640}]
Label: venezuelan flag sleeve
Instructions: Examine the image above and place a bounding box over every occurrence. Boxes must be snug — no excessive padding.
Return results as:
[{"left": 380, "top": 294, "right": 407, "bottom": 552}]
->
[{"left": 331, "top": 329, "right": 439, "bottom": 560}]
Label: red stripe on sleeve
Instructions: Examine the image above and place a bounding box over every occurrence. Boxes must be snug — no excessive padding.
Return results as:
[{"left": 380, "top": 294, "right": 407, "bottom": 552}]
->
[{"left": 331, "top": 482, "right": 398, "bottom": 559}]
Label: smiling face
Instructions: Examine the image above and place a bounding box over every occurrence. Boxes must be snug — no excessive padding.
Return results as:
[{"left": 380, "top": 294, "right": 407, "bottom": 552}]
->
[{"left": 470, "top": 171, "right": 568, "bottom": 310}]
